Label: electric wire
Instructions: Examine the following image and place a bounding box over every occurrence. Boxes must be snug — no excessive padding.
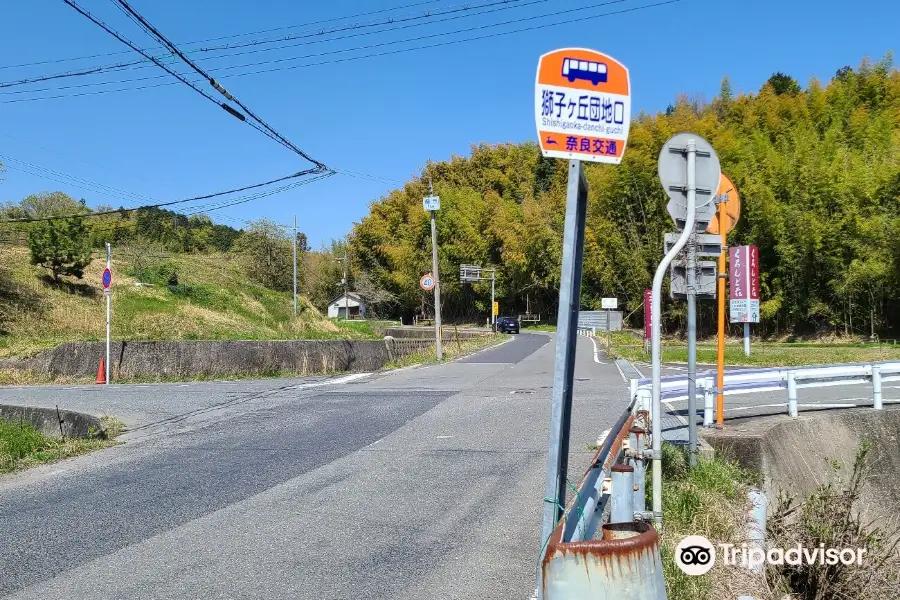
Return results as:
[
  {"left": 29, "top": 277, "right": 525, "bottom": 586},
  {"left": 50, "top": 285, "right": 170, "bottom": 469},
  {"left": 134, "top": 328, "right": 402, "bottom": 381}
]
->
[
  {"left": 0, "top": 0, "right": 445, "bottom": 71},
  {"left": 1, "top": 168, "right": 327, "bottom": 223},
  {"left": 58, "top": 0, "right": 326, "bottom": 170},
  {"left": 107, "top": 0, "right": 326, "bottom": 168},
  {"left": 0, "top": 0, "right": 571, "bottom": 89},
  {"left": 4, "top": 0, "right": 680, "bottom": 104},
  {"left": 0, "top": 0, "right": 539, "bottom": 88}
]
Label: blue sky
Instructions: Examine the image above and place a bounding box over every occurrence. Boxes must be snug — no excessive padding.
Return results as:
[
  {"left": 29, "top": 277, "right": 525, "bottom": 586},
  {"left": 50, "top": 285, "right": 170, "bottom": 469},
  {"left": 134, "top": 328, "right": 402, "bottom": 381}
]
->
[{"left": 0, "top": 0, "right": 896, "bottom": 247}]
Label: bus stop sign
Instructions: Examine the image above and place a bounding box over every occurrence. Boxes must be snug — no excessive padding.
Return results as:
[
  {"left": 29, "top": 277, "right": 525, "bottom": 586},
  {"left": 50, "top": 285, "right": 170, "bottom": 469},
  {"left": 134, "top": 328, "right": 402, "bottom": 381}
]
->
[{"left": 534, "top": 48, "right": 631, "bottom": 164}]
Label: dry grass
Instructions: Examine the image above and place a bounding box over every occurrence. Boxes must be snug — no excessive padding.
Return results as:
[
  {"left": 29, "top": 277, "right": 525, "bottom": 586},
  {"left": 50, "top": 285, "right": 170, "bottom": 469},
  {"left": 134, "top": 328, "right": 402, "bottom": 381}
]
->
[
  {"left": 0, "top": 245, "right": 360, "bottom": 358},
  {"left": 765, "top": 443, "right": 900, "bottom": 599}
]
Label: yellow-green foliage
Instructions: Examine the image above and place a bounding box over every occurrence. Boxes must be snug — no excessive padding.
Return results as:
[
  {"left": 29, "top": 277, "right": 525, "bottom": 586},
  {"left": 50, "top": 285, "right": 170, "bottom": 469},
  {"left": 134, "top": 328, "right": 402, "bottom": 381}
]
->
[{"left": 351, "top": 56, "right": 900, "bottom": 335}]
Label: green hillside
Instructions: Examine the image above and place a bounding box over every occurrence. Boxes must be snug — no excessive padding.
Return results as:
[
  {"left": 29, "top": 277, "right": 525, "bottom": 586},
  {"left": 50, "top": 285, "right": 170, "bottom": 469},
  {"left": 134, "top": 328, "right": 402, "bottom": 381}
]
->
[{"left": 0, "top": 244, "right": 358, "bottom": 359}]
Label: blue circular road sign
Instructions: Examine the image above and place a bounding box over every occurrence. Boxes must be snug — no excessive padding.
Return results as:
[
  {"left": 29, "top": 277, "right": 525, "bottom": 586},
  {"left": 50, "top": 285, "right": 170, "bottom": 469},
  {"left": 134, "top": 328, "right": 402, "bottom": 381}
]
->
[{"left": 102, "top": 268, "right": 112, "bottom": 289}]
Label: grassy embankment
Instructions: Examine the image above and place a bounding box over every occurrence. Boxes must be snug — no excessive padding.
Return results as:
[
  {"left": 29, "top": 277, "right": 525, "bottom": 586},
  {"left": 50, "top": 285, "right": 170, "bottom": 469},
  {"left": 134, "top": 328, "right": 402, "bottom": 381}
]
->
[
  {"left": 606, "top": 331, "right": 900, "bottom": 367},
  {"left": 0, "top": 245, "right": 381, "bottom": 360},
  {"left": 0, "top": 415, "right": 124, "bottom": 475}
]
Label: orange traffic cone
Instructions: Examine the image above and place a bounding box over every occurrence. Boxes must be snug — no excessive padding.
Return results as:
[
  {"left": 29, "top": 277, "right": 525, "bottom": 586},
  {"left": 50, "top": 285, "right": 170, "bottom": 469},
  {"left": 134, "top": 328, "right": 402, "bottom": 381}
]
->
[{"left": 96, "top": 357, "right": 106, "bottom": 384}]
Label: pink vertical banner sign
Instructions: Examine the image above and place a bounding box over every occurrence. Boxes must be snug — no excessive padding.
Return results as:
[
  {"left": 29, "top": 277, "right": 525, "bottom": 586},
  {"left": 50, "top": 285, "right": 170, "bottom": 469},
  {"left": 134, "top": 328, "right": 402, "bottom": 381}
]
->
[
  {"left": 729, "top": 245, "right": 760, "bottom": 323},
  {"left": 643, "top": 289, "right": 652, "bottom": 340}
]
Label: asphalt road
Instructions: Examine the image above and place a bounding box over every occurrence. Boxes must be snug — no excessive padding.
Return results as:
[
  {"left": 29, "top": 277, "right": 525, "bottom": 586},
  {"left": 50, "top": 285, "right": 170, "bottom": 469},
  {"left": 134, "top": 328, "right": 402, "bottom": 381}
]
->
[{"left": 0, "top": 332, "right": 630, "bottom": 600}]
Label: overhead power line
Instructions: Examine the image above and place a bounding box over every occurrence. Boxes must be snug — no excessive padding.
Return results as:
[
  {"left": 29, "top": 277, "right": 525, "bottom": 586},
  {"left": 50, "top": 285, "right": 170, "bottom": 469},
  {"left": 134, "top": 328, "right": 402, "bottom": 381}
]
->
[
  {"left": 6, "top": 0, "right": 680, "bottom": 104},
  {"left": 58, "top": 0, "right": 326, "bottom": 170},
  {"left": 108, "top": 0, "right": 325, "bottom": 168},
  {"left": 0, "top": 0, "right": 445, "bottom": 71},
  {"left": 1, "top": 0, "right": 536, "bottom": 90},
  {"left": 2, "top": 167, "right": 326, "bottom": 223}
]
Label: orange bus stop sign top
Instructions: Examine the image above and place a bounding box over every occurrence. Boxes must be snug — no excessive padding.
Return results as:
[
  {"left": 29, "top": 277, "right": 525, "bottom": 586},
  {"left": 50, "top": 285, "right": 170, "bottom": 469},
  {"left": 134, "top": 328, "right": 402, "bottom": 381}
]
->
[
  {"left": 534, "top": 48, "right": 631, "bottom": 165},
  {"left": 706, "top": 173, "right": 741, "bottom": 234}
]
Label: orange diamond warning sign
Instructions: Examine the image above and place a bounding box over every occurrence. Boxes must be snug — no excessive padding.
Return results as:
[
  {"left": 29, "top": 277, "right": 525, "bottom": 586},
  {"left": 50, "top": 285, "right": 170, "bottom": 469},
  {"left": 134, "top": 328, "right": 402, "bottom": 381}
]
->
[{"left": 534, "top": 48, "right": 631, "bottom": 164}]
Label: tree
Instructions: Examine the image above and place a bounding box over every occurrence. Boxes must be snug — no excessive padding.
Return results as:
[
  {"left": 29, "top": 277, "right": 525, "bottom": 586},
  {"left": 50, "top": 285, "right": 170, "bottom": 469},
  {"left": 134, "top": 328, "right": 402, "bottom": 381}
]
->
[
  {"left": 766, "top": 72, "right": 801, "bottom": 95},
  {"left": 232, "top": 219, "right": 293, "bottom": 291},
  {"left": 28, "top": 217, "right": 93, "bottom": 281}
]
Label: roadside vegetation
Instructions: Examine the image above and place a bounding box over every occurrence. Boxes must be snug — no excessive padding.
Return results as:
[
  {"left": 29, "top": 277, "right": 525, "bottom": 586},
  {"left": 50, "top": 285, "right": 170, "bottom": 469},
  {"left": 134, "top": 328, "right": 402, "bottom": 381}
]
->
[
  {"left": 0, "top": 415, "right": 123, "bottom": 474},
  {"left": 766, "top": 443, "right": 900, "bottom": 599},
  {"left": 658, "top": 443, "right": 765, "bottom": 600}
]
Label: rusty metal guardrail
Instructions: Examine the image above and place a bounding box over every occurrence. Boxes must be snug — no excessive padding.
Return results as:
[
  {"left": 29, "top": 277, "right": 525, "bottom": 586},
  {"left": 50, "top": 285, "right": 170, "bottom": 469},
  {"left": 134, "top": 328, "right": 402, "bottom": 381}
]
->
[{"left": 540, "top": 386, "right": 666, "bottom": 599}]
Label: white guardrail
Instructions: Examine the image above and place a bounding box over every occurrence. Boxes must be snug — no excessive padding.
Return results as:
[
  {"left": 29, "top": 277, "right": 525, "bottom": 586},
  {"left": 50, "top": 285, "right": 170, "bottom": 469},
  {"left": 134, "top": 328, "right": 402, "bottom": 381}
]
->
[{"left": 631, "top": 361, "right": 900, "bottom": 420}]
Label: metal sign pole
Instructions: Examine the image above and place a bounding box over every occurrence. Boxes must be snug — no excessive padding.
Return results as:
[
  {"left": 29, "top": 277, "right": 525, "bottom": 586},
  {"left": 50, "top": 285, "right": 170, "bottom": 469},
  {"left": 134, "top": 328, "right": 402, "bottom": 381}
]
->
[
  {"left": 686, "top": 238, "right": 698, "bottom": 466},
  {"left": 105, "top": 242, "right": 111, "bottom": 386},
  {"left": 541, "top": 160, "right": 588, "bottom": 546},
  {"left": 491, "top": 273, "right": 495, "bottom": 330},
  {"left": 716, "top": 201, "right": 727, "bottom": 424},
  {"left": 652, "top": 139, "right": 698, "bottom": 526},
  {"left": 744, "top": 322, "right": 751, "bottom": 356},
  {"left": 293, "top": 215, "right": 298, "bottom": 316}
]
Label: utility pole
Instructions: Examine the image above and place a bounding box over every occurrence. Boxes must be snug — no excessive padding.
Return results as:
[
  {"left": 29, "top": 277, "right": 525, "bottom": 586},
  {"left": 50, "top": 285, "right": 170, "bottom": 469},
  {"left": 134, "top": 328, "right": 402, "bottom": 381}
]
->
[
  {"left": 343, "top": 240, "right": 349, "bottom": 320},
  {"left": 292, "top": 215, "right": 298, "bottom": 316},
  {"left": 491, "top": 271, "right": 495, "bottom": 330},
  {"left": 105, "top": 243, "right": 111, "bottom": 386},
  {"left": 429, "top": 177, "right": 442, "bottom": 360}
]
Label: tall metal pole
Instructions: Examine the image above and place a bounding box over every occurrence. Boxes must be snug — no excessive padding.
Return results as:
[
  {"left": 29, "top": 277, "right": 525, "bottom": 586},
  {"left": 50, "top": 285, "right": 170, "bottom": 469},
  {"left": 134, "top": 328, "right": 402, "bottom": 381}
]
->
[
  {"left": 652, "top": 139, "right": 698, "bottom": 527},
  {"left": 105, "top": 242, "right": 111, "bottom": 386},
  {"left": 744, "top": 323, "right": 751, "bottom": 356},
  {"left": 429, "top": 179, "right": 443, "bottom": 360},
  {"left": 541, "top": 160, "right": 587, "bottom": 548},
  {"left": 292, "top": 215, "right": 298, "bottom": 316},
  {"left": 686, "top": 238, "right": 698, "bottom": 467},
  {"left": 716, "top": 201, "right": 727, "bottom": 425},
  {"left": 344, "top": 242, "right": 349, "bottom": 320},
  {"left": 491, "top": 273, "right": 495, "bottom": 329}
]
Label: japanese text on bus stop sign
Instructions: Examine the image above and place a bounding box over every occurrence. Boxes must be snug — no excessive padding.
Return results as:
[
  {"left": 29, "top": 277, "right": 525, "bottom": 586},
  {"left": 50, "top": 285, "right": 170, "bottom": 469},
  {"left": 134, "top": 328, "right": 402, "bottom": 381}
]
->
[{"left": 534, "top": 48, "right": 631, "bottom": 164}]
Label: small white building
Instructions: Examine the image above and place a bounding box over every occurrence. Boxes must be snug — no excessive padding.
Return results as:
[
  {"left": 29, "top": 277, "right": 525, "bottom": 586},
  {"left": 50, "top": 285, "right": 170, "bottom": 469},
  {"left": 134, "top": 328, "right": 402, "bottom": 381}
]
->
[{"left": 327, "top": 292, "right": 366, "bottom": 319}]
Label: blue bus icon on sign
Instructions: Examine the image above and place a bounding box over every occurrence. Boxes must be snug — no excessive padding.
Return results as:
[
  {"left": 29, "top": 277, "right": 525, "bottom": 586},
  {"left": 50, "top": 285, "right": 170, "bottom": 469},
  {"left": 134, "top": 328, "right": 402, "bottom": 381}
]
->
[{"left": 562, "top": 57, "right": 608, "bottom": 85}]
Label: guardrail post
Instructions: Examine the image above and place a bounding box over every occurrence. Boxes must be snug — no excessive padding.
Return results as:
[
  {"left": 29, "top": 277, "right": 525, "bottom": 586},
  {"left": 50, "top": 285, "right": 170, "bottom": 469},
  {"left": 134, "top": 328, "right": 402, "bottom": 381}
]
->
[
  {"left": 637, "top": 388, "right": 652, "bottom": 413},
  {"left": 610, "top": 464, "right": 634, "bottom": 524},
  {"left": 703, "top": 376, "right": 714, "bottom": 427},
  {"left": 787, "top": 370, "right": 798, "bottom": 417},
  {"left": 872, "top": 365, "right": 883, "bottom": 410},
  {"left": 628, "top": 427, "right": 646, "bottom": 513}
]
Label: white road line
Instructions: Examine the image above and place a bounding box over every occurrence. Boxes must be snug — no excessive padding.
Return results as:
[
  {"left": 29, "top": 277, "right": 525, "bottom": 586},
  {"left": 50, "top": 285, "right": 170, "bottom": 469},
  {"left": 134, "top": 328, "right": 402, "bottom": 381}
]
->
[
  {"left": 285, "top": 372, "right": 371, "bottom": 390},
  {"left": 662, "top": 399, "right": 690, "bottom": 426},
  {"left": 588, "top": 336, "right": 606, "bottom": 364}
]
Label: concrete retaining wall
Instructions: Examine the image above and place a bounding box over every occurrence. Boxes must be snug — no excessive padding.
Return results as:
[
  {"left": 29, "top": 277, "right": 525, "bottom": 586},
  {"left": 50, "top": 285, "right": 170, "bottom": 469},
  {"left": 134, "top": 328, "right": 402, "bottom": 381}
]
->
[
  {"left": 0, "top": 339, "right": 409, "bottom": 379},
  {"left": 0, "top": 404, "right": 106, "bottom": 439},
  {"left": 702, "top": 407, "right": 900, "bottom": 522},
  {"left": 380, "top": 327, "right": 490, "bottom": 340}
]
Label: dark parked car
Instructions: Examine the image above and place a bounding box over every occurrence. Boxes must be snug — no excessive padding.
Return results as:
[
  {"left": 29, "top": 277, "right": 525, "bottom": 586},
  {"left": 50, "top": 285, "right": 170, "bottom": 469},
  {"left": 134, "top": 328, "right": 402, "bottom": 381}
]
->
[{"left": 496, "top": 316, "right": 520, "bottom": 334}]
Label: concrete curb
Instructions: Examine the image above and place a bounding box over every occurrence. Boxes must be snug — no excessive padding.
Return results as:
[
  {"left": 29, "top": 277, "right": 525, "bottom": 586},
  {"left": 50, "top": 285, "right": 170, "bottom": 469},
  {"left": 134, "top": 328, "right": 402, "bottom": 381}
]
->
[{"left": 0, "top": 404, "right": 109, "bottom": 439}]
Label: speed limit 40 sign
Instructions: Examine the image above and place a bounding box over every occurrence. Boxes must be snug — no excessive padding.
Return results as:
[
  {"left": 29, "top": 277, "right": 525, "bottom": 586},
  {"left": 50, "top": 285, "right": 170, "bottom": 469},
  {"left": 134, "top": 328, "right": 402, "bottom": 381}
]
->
[{"left": 420, "top": 274, "right": 435, "bottom": 291}]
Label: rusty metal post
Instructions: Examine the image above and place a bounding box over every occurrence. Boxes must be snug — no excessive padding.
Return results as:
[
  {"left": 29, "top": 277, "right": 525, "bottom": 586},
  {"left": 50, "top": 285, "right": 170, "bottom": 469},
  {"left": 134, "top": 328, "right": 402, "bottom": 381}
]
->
[
  {"left": 872, "top": 365, "right": 883, "bottom": 410},
  {"left": 610, "top": 464, "right": 634, "bottom": 524},
  {"left": 542, "top": 521, "right": 667, "bottom": 599},
  {"left": 628, "top": 428, "right": 646, "bottom": 513},
  {"left": 787, "top": 370, "right": 798, "bottom": 417}
]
